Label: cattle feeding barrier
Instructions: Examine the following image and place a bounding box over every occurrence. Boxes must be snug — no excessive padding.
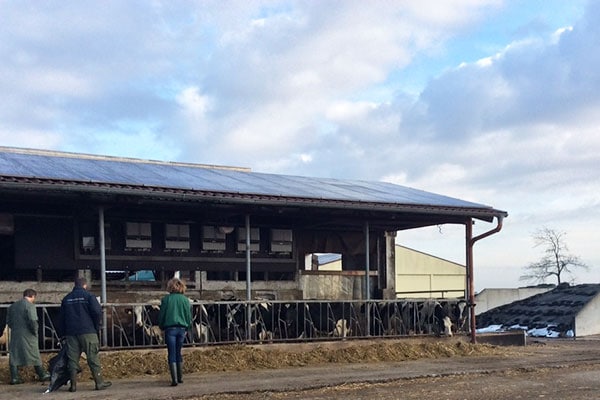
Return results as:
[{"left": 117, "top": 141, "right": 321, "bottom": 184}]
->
[{"left": 0, "top": 299, "right": 468, "bottom": 355}]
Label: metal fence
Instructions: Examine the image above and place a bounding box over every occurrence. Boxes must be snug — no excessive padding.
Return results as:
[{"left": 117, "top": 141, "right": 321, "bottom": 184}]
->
[{"left": 0, "top": 299, "right": 467, "bottom": 354}]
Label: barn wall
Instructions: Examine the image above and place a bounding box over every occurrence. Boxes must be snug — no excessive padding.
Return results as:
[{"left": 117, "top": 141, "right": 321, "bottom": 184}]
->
[
  {"left": 201, "top": 279, "right": 300, "bottom": 300},
  {"left": 474, "top": 287, "right": 553, "bottom": 315},
  {"left": 15, "top": 216, "right": 75, "bottom": 270},
  {"left": 575, "top": 293, "right": 600, "bottom": 336},
  {"left": 299, "top": 271, "right": 376, "bottom": 300},
  {"left": 395, "top": 245, "right": 465, "bottom": 299},
  {"left": 0, "top": 281, "right": 72, "bottom": 303}
]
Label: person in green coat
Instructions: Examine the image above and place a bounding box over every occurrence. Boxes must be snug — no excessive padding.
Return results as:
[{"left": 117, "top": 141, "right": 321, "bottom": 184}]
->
[
  {"left": 6, "top": 288, "right": 50, "bottom": 384},
  {"left": 158, "top": 277, "right": 192, "bottom": 387}
]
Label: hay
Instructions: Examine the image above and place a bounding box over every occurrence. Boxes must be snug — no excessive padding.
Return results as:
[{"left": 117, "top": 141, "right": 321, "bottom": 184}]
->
[{"left": 0, "top": 339, "right": 506, "bottom": 384}]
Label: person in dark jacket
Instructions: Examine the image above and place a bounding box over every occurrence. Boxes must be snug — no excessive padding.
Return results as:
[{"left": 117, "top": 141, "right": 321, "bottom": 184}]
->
[
  {"left": 6, "top": 288, "right": 50, "bottom": 384},
  {"left": 158, "top": 277, "right": 192, "bottom": 386},
  {"left": 60, "top": 277, "right": 111, "bottom": 392}
]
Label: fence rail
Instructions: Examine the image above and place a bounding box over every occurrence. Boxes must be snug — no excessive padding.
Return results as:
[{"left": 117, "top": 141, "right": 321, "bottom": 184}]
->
[{"left": 0, "top": 299, "right": 468, "bottom": 354}]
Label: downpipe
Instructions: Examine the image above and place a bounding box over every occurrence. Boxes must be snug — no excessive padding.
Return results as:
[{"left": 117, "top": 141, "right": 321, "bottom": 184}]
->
[{"left": 467, "top": 215, "right": 504, "bottom": 343}]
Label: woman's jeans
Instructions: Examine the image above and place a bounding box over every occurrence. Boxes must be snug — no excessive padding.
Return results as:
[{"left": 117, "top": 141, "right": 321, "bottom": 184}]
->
[{"left": 165, "top": 327, "right": 186, "bottom": 363}]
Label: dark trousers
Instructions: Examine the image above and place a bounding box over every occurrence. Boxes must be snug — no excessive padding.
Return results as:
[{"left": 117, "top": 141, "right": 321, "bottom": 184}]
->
[
  {"left": 165, "top": 327, "right": 186, "bottom": 363},
  {"left": 66, "top": 333, "right": 102, "bottom": 376}
]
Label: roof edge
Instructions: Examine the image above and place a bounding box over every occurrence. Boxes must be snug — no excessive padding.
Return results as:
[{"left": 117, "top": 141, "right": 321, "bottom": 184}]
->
[{"left": 0, "top": 146, "right": 250, "bottom": 172}]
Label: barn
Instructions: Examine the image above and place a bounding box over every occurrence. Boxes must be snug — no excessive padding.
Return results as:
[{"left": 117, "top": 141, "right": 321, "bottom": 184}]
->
[
  {"left": 0, "top": 146, "right": 507, "bottom": 345},
  {"left": 313, "top": 246, "right": 467, "bottom": 300},
  {"left": 476, "top": 283, "right": 600, "bottom": 337}
]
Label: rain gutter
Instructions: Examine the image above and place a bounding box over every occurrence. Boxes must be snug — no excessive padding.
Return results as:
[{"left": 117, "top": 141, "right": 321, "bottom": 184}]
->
[{"left": 466, "top": 215, "right": 505, "bottom": 343}]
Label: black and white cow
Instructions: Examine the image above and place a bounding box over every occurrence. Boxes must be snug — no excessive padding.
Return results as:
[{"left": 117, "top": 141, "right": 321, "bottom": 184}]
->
[
  {"left": 366, "top": 301, "right": 409, "bottom": 336},
  {"left": 248, "top": 302, "right": 276, "bottom": 342},
  {"left": 417, "top": 300, "right": 453, "bottom": 336},
  {"left": 191, "top": 303, "right": 213, "bottom": 343},
  {"left": 284, "top": 302, "right": 352, "bottom": 339},
  {"left": 448, "top": 300, "right": 468, "bottom": 333},
  {"left": 131, "top": 301, "right": 164, "bottom": 345},
  {"left": 197, "top": 301, "right": 246, "bottom": 343}
]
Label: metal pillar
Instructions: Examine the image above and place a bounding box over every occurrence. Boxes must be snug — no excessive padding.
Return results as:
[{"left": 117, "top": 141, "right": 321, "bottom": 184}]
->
[
  {"left": 98, "top": 206, "right": 108, "bottom": 346},
  {"left": 466, "top": 219, "right": 476, "bottom": 343},
  {"left": 364, "top": 221, "right": 371, "bottom": 336},
  {"left": 466, "top": 216, "right": 505, "bottom": 343},
  {"left": 364, "top": 221, "right": 370, "bottom": 301},
  {"left": 245, "top": 214, "right": 252, "bottom": 340}
]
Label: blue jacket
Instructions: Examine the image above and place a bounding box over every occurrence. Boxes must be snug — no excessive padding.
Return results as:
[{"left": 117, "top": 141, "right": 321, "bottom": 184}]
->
[{"left": 60, "top": 286, "right": 102, "bottom": 336}]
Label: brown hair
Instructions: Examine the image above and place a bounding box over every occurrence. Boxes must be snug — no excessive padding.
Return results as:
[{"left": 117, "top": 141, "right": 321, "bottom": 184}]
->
[{"left": 166, "top": 278, "right": 186, "bottom": 294}]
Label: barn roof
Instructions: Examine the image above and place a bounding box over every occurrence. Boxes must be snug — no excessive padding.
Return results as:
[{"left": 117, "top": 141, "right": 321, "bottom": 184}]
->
[
  {"left": 476, "top": 283, "right": 600, "bottom": 336},
  {"left": 0, "top": 146, "right": 507, "bottom": 230}
]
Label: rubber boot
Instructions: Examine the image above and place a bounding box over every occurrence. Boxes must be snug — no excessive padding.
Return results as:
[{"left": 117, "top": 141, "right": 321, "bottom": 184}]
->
[
  {"left": 34, "top": 365, "right": 51, "bottom": 382},
  {"left": 95, "top": 381, "right": 112, "bottom": 390},
  {"left": 176, "top": 362, "right": 183, "bottom": 384},
  {"left": 9, "top": 365, "right": 23, "bottom": 385},
  {"left": 169, "top": 363, "right": 178, "bottom": 386},
  {"left": 68, "top": 371, "right": 77, "bottom": 392},
  {"left": 93, "top": 372, "right": 112, "bottom": 390},
  {"left": 88, "top": 363, "right": 111, "bottom": 391}
]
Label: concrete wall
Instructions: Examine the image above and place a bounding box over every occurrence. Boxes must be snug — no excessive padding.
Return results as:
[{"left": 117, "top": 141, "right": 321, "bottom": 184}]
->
[
  {"left": 395, "top": 245, "right": 465, "bottom": 299},
  {"left": 474, "top": 287, "right": 553, "bottom": 315},
  {"left": 0, "top": 282, "right": 72, "bottom": 303},
  {"left": 575, "top": 293, "right": 600, "bottom": 337},
  {"left": 299, "top": 271, "right": 373, "bottom": 300},
  {"left": 201, "top": 278, "right": 300, "bottom": 300}
]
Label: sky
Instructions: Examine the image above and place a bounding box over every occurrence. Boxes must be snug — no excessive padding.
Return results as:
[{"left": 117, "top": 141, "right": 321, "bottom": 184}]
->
[{"left": 1, "top": 0, "right": 598, "bottom": 290}]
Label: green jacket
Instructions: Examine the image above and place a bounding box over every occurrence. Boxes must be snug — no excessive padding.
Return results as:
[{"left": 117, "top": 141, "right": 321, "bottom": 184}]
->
[
  {"left": 7, "top": 298, "right": 42, "bottom": 367},
  {"left": 158, "top": 293, "right": 192, "bottom": 330}
]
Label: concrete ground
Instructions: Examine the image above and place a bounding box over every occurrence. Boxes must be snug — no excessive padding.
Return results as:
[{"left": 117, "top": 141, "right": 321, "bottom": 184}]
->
[{"left": 4, "top": 337, "right": 600, "bottom": 400}]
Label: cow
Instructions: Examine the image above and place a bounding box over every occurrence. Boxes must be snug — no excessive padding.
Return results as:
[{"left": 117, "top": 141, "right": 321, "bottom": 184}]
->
[
  {"left": 276, "top": 302, "right": 300, "bottom": 340},
  {"left": 446, "top": 300, "right": 468, "bottom": 333},
  {"left": 0, "top": 305, "right": 8, "bottom": 352},
  {"left": 284, "top": 301, "right": 353, "bottom": 339},
  {"left": 213, "top": 301, "right": 276, "bottom": 342},
  {"left": 248, "top": 302, "right": 277, "bottom": 342},
  {"left": 0, "top": 324, "right": 8, "bottom": 349},
  {"left": 197, "top": 301, "right": 246, "bottom": 343},
  {"left": 104, "top": 304, "right": 142, "bottom": 348},
  {"left": 132, "top": 302, "right": 164, "bottom": 345},
  {"left": 417, "top": 300, "right": 452, "bottom": 337},
  {"left": 191, "top": 302, "right": 214, "bottom": 343},
  {"left": 366, "top": 301, "right": 409, "bottom": 336}
]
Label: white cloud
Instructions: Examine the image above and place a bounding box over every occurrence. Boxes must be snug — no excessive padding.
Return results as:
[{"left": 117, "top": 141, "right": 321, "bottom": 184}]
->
[{"left": 1, "top": 1, "right": 599, "bottom": 288}]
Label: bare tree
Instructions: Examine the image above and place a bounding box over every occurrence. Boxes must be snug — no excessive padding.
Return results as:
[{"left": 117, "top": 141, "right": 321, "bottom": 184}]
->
[{"left": 520, "top": 227, "right": 588, "bottom": 285}]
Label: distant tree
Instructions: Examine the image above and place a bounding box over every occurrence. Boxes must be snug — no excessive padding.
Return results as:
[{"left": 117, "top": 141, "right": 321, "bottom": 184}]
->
[{"left": 520, "top": 227, "right": 588, "bottom": 285}]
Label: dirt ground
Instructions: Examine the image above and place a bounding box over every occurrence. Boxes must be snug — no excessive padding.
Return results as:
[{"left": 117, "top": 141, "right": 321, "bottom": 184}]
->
[{"left": 3, "top": 336, "right": 600, "bottom": 400}]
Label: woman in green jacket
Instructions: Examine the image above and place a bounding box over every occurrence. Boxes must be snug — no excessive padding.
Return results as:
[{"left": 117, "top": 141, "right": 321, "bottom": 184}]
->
[{"left": 158, "top": 278, "right": 192, "bottom": 386}]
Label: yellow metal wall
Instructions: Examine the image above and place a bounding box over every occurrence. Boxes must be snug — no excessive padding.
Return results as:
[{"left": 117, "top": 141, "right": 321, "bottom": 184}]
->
[{"left": 395, "top": 245, "right": 465, "bottom": 299}]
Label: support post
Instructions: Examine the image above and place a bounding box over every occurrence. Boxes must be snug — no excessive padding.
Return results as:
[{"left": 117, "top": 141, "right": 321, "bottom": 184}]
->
[
  {"left": 466, "top": 219, "right": 476, "bottom": 343},
  {"left": 245, "top": 214, "right": 252, "bottom": 340},
  {"left": 364, "top": 221, "right": 370, "bottom": 301},
  {"left": 383, "top": 231, "right": 397, "bottom": 299},
  {"left": 466, "top": 215, "right": 505, "bottom": 343},
  {"left": 364, "top": 221, "right": 370, "bottom": 336},
  {"left": 98, "top": 206, "right": 108, "bottom": 346}
]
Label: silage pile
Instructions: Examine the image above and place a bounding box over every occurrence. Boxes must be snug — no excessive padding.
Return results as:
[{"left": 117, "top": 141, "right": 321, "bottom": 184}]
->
[{"left": 0, "top": 339, "right": 507, "bottom": 384}]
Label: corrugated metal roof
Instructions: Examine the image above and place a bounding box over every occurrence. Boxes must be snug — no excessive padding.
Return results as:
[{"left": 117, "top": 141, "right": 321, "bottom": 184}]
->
[
  {"left": 0, "top": 146, "right": 507, "bottom": 219},
  {"left": 477, "top": 283, "right": 600, "bottom": 337},
  {"left": 316, "top": 253, "right": 343, "bottom": 265}
]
